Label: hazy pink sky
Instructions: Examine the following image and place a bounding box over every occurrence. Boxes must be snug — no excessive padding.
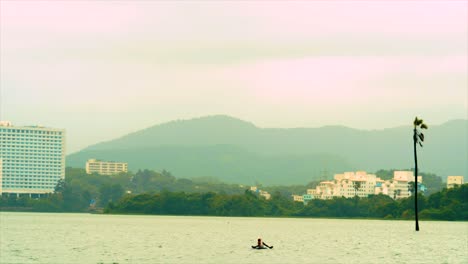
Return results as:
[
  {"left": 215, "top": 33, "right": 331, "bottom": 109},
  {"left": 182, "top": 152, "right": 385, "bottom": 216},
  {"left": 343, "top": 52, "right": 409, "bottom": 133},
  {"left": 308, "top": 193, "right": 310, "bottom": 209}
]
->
[{"left": 1, "top": 1, "right": 467, "bottom": 153}]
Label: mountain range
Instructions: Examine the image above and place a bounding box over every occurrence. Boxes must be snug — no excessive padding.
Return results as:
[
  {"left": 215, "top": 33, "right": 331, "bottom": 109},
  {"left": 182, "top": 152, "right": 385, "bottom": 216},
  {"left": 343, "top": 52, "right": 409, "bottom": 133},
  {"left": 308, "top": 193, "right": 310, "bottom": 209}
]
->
[{"left": 67, "top": 115, "right": 467, "bottom": 185}]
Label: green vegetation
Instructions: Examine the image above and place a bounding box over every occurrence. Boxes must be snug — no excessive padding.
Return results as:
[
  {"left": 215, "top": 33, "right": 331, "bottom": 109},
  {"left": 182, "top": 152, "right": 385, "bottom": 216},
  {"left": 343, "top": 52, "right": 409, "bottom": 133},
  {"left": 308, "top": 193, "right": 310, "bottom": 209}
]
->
[
  {"left": 106, "top": 190, "right": 303, "bottom": 216},
  {"left": 1, "top": 167, "right": 465, "bottom": 221},
  {"left": 107, "top": 185, "right": 467, "bottom": 221},
  {"left": 297, "top": 185, "right": 467, "bottom": 221},
  {"left": 260, "top": 181, "right": 320, "bottom": 198},
  {"left": 0, "top": 167, "right": 247, "bottom": 212}
]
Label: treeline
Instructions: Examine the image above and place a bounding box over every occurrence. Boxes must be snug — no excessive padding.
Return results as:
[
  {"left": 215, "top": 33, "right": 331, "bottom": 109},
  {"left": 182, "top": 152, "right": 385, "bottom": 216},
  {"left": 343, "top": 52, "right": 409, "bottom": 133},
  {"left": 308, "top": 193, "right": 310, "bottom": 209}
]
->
[
  {"left": 297, "top": 185, "right": 467, "bottom": 220},
  {"left": 0, "top": 167, "right": 319, "bottom": 212},
  {"left": 1, "top": 167, "right": 461, "bottom": 221},
  {"left": 106, "top": 190, "right": 303, "bottom": 216},
  {"left": 0, "top": 167, "right": 248, "bottom": 212},
  {"left": 106, "top": 184, "right": 468, "bottom": 221}
]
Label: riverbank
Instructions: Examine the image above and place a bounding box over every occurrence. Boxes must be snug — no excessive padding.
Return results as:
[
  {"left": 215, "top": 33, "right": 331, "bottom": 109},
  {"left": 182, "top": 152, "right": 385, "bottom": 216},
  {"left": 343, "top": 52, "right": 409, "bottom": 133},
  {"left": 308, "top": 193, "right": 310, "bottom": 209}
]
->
[{"left": 2, "top": 184, "right": 466, "bottom": 221}]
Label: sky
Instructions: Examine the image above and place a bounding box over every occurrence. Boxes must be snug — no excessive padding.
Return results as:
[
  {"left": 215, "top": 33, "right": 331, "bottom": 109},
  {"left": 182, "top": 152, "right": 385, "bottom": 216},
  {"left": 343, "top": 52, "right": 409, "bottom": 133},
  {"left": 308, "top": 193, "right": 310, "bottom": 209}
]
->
[{"left": 0, "top": 1, "right": 467, "bottom": 154}]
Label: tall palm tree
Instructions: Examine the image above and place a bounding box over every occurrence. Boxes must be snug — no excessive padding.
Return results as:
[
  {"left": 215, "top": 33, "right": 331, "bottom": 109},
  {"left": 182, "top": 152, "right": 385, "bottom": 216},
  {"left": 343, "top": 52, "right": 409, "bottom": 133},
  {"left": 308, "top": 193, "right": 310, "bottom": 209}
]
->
[{"left": 413, "top": 117, "right": 428, "bottom": 231}]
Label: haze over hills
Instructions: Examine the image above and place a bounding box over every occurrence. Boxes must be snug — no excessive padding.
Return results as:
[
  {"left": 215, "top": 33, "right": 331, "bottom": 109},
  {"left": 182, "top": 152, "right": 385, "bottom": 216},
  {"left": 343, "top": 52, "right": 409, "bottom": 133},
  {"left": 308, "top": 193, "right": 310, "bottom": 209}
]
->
[{"left": 67, "top": 115, "right": 467, "bottom": 185}]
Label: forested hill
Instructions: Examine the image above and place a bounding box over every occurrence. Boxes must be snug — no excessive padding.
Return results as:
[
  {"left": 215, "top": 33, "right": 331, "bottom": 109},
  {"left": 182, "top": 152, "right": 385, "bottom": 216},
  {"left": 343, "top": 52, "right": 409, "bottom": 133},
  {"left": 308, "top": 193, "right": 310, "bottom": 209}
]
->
[{"left": 67, "top": 116, "right": 467, "bottom": 185}]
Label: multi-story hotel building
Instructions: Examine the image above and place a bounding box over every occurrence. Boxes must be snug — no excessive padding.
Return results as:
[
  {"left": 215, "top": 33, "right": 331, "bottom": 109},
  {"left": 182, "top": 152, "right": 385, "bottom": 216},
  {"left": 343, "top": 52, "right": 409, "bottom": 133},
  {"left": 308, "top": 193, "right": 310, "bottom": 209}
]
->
[
  {"left": 447, "top": 176, "right": 464, "bottom": 188},
  {"left": 85, "top": 159, "right": 128, "bottom": 175},
  {"left": 0, "top": 121, "right": 66, "bottom": 195}
]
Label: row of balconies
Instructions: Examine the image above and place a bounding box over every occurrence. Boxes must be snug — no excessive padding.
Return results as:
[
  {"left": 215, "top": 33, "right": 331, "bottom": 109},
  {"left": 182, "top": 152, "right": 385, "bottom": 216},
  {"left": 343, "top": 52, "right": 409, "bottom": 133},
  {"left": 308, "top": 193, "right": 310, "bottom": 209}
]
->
[
  {"left": 0, "top": 137, "right": 62, "bottom": 141},
  {"left": 3, "top": 182, "right": 57, "bottom": 186},
  {"left": 2, "top": 155, "right": 65, "bottom": 161},
  {"left": 87, "top": 166, "right": 124, "bottom": 168},
  {"left": 0, "top": 129, "right": 62, "bottom": 134},
  {"left": 1, "top": 157, "right": 63, "bottom": 160},
  {"left": 2, "top": 164, "right": 62, "bottom": 168},
  {"left": 0, "top": 143, "right": 63, "bottom": 147},
  {"left": 2, "top": 167, "right": 62, "bottom": 173},
  {"left": 2, "top": 178, "right": 60, "bottom": 182},
  {"left": 88, "top": 165, "right": 126, "bottom": 168},
  {"left": 2, "top": 185, "right": 56, "bottom": 189},
  {"left": 2, "top": 174, "right": 62, "bottom": 178},
  {"left": 1, "top": 145, "right": 63, "bottom": 149},
  {"left": 88, "top": 163, "right": 126, "bottom": 167}
]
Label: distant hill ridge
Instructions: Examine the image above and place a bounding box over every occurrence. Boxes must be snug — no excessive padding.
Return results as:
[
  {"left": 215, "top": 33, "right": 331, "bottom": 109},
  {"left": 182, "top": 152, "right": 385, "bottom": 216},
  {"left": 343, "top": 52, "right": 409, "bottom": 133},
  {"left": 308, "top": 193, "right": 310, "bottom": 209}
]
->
[{"left": 67, "top": 115, "right": 467, "bottom": 185}]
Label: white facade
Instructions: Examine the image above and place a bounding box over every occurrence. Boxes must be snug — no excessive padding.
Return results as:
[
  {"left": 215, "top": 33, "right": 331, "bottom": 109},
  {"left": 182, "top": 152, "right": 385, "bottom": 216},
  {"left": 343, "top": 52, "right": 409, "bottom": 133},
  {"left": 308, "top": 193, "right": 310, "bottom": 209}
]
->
[
  {"left": 380, "top": 171, "right": 423, "bottom": 199},
  {"left": 305, "top": 171, "right": 422, "bottom": 201},
  {"left": 259, "top": 190, "right": 271, "bottom": 200},
  {"left": 85, "top": 159, "right": 128, "bottom": 175},
  {"left": 0, "top": 121, "right": 66, "bottom": 194},
  {"left": 447, "top": 176, "right": 464, "bottom": 188},
  {"left": 292, "top": 195, "right": 304, "bottom": 202},
  {"left": 249, "top": 186, "right": 271, "bottom": 200}
]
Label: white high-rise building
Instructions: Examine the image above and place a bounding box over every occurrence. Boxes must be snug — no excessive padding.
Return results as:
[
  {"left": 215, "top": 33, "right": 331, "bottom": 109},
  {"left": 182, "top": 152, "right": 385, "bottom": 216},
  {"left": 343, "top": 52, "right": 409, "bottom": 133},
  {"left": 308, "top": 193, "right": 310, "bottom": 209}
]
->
[{"left": 0, "top": 121, "right": 66, "bottom": 195}]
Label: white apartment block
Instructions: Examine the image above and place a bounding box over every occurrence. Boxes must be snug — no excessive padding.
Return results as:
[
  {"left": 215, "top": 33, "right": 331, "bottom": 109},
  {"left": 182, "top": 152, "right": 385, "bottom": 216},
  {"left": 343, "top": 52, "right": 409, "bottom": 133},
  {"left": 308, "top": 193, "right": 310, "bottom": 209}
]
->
[
  {"left": 0, "top": 121, "right": 66, "bottom": 195},
  {"left": 85, "top": 159, "right": 128, "bottom": 175},
  {"left": 447, "top": 176, "right": 464, "bottom": 188},
  {"left": 304, "top": 171, "right": 422, "bottom": 201}
]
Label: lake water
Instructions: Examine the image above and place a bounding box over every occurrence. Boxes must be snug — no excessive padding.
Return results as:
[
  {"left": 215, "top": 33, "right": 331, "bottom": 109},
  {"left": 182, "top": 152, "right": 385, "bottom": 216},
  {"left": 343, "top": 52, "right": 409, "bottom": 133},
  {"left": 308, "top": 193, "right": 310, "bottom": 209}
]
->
[{"left": 0, "top": 212, "right": 467, "bottom": 264}]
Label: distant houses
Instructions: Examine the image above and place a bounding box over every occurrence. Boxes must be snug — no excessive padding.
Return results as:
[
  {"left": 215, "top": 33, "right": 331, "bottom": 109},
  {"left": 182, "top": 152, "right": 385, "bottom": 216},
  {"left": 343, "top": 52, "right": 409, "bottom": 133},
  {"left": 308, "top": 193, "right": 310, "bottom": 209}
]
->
[
  {"left": 447, "top": 176, "right": 464, "bottom": 189},
  {"left": 293, "top": 171, "right": 428, "bottom": 203},
  {"left": 249, "top": 186, "right": 271, "bottom": 200}
]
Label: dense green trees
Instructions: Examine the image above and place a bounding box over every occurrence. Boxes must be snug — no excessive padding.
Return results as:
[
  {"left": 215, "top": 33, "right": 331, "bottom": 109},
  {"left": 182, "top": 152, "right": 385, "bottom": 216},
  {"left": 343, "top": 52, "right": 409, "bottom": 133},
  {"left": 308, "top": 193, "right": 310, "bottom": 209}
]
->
[
  {"left": 297, "top": 185, "right": 466, "bottom": 221},
  {"left": 0, "top": 167, "right": 246, "bottom": 212},
  {"left": 420, "top": 184, "right": 468, "bottom": 220},
  {"left": 105, "top": 184, "right": 467, "bottom": 221},
  {"left": 107, "top": 189, "right": 300, "bottom": 217},
  {"left": 1, "top": 167, "right": 465, "bottom": 221}
]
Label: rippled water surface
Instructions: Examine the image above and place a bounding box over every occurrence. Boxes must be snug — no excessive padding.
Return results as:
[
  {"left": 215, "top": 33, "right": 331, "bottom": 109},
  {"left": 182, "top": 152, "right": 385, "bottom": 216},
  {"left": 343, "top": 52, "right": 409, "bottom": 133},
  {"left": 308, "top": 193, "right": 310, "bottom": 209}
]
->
[{"left": 0, "top": 212, "right": 467, "bottom": 264}]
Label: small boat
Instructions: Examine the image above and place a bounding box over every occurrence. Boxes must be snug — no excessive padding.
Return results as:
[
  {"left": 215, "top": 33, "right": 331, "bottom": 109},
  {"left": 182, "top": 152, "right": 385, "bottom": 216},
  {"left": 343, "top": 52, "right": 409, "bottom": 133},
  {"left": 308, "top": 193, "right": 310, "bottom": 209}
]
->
[{"left": 251, "top": 245, "right": 273, "bottom": 249}]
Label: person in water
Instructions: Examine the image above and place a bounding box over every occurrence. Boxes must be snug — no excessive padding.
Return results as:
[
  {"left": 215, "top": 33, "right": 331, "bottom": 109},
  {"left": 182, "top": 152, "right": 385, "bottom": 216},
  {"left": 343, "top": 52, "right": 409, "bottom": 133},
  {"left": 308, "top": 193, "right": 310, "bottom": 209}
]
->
[{"left": 252, "top": 238, "right": 273, "bottom": 249}]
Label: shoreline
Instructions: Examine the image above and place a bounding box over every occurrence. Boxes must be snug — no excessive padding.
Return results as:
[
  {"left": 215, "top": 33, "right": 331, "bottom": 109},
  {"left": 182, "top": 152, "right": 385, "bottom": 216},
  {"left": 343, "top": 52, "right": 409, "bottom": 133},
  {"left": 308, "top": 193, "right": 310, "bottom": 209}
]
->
[{"left": 1, "top": 210, "right": 466, "bottom": 222}]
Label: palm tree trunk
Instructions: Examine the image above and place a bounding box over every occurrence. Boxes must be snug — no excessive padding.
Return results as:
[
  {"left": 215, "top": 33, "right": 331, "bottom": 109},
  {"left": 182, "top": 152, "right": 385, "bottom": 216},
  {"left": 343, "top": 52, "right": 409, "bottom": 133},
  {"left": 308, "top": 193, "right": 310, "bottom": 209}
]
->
[{"left": 413, "top": 129, "right": 420, "bottom": 231}]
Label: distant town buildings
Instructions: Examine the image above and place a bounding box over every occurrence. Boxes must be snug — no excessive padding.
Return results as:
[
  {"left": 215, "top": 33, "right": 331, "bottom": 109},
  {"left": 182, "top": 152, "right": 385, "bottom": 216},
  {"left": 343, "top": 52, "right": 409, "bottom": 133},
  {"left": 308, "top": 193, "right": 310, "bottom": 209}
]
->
[
  {"left": 292, "top": 195, "right": 304, "bottom": 202},
  {"left": 249, "top": 186, "right": 271, "bottom": 200},
  {"left": 447, "top": 176, "right": 464, "bottom": 188},
  {"left": 294, "top": 171, "right": 426, "bottom": 202},
  {"left": 85, "top": 159, "right": 128, "bottom": 175},
  {"left": 0, "top": 121, "right": 66, "bottom": 196}
]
